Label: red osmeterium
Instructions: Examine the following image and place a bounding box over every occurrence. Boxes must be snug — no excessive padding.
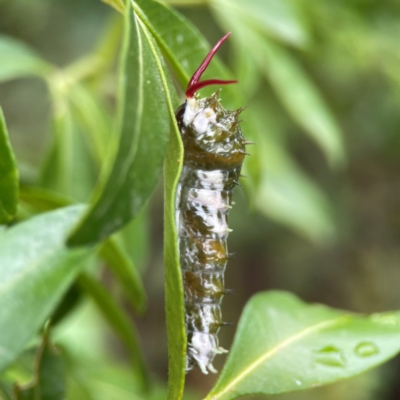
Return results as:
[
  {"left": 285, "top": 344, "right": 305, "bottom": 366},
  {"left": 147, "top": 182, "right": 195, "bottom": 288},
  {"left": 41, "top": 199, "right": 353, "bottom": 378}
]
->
[{"left": 185, "top": 32, "right": 238, "bottom": 99}]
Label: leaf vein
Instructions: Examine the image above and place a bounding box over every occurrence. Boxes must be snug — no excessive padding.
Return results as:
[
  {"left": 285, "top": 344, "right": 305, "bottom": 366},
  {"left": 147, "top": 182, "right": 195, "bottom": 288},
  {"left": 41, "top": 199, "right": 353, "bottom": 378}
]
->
[{"left": 210, "top": 314, "right": 351, "bottom": 399}]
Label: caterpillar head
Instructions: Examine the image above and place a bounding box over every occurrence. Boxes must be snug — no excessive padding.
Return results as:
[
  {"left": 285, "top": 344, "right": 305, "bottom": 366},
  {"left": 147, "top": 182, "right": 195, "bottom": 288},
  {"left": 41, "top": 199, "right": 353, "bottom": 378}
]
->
[{"left": 175, "top": 33, "right": 246, "bottom": 170}]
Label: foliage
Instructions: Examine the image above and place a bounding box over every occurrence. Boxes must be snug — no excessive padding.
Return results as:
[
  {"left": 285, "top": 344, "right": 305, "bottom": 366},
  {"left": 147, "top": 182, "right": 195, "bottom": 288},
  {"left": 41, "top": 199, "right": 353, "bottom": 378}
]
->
[
  {"left": 1, "top": 0, "right": 400, "bottom": 399},
  {"left": 14, "top": 326, "right": 66, "bottom": 400},
  {"left": 0, "top": 107, "right": 18, "bottom": 223}
]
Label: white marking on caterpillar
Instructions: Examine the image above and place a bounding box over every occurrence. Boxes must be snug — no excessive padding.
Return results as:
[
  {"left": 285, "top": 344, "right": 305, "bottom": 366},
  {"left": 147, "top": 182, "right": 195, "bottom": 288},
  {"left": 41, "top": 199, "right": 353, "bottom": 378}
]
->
[{"left": 175, "top": 33, "right": 246, "bottom": 374}]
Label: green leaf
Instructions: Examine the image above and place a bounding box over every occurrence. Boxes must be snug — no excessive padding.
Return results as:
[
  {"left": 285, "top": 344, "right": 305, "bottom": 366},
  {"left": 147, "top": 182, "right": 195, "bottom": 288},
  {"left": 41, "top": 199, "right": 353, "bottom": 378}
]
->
[
  {"left": 39, "top": 94, "right": 96, "bottom": 202},
  {"left": 49, "top": 284, "right": 83, "bottom": 327},
  {"left": 118, "top": 206, "right": 150, "bottom": 272},
  {"left": 231, "top": 37, "right": 261, "bottom": 100},
  {"left": 132, "top": 0, "right": 240, "bottom": 109},
  {"left": 257, "top": 143, "right": 336, "bottom": 242},
  {"left": 245, "top": 106, "right": 336, "bottom": 242},
  {"left": 14, "top": 328, "right": 66, "bottom": 400},
  {"left": 77, "top": 273, "right": 150, "bottom": 393},
  {"left": 19, "top": 186, "right": 72, "bottom": 214},
  {"left": 213, "top": 10, "right": 345, "bottom": 167},
  {"left": 213, "top": 0, "right": 310, "bottom": 48},
  {"left": 163, "top": 0, "right": 205, "bottom": 5},
  {"left": 67, "top": 0, "right": 173, "bottom": 246},
  {"left": 259, "top": 40, "right": 345, "bottom": 168},
  {"left": 19, "top": 186, "right": 147, "bottom": 315},
  {"left": 100, "top": 237, "right": 147, "bottom": 314},
  {"left": 101, "top": 0, "right": 125, "bottom": 14},
  {"left": 0, "top": 108, "right": 19, "bottom": 223},
  {"left": 133, "top": 2, "right": 203, "bottom": 394},
  {"left": 163, "top": 92, "right": 185, "bottom": 400},
  {"left": 0, "top": 205, "right": 93, "bottom": 373},
  {"left": 67, "top": 83, "right": 112, "bottom": 165},
  {"left": 19, "top": 185, "right": 147, "bottom": 316},
  {"left": 207, "top": 291, "right": 400, "bottom": 399},
  {"left": 0, "top": 35, "right": 53, "bottom": 82}
]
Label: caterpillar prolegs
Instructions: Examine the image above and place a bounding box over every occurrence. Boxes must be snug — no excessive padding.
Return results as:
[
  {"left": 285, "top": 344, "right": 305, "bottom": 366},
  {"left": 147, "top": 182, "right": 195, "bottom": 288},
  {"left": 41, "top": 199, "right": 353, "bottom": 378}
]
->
[{"left": 175, "top": 33, "right": 248, "bottom": 374}]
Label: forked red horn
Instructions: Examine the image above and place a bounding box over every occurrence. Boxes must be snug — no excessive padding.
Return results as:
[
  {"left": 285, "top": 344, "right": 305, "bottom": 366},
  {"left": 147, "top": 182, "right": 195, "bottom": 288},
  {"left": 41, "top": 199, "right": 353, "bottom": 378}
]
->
[{"left": 185, "top": 32, "right": 237, "bottom": 98}]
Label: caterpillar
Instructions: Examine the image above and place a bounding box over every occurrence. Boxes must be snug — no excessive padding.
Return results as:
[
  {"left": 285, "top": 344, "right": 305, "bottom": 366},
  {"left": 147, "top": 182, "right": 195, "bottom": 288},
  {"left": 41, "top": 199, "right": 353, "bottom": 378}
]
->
[{"left": 175, "top": 33, "right": 248, "bottom": 374}]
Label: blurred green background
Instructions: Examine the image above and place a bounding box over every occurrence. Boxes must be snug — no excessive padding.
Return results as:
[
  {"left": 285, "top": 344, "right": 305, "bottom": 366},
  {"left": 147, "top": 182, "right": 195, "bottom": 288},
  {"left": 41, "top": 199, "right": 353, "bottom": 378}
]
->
[{"left": 2, "top": 0, "right": 400, "bottom": 398}]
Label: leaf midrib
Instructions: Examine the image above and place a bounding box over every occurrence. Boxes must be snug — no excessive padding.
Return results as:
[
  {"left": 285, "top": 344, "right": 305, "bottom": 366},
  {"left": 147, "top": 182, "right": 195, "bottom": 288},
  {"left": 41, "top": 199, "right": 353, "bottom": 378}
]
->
[
  {"left": 208, "top": 314, "right": 351, "bottom": 399},
  {"left": 132, "top": 0, "right": 190, "bottom": 86}
]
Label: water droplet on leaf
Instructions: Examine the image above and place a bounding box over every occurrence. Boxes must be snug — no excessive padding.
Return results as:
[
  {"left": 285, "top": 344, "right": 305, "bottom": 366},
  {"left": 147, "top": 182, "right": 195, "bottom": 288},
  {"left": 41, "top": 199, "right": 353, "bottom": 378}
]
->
[
  {"left": 354, "top": 342, "right": 379, "bottom": 357},
  {"left": 314, "top": 345, "right": 346, "bottom": 367}
]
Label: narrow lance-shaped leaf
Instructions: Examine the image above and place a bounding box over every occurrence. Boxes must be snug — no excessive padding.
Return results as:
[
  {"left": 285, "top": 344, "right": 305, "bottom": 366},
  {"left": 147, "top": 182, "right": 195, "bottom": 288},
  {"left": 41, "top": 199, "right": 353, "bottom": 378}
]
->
[
  {"left": 39, "top": 93, "right": 96, "bottom": 202},
  {"left": 231, "top": 35, "right": 261, "bottom": 100},
  {"left": 0, "top": 108, "right": 19, "bottom": 223},
  {"left": 118, "top": 206, "right": 150, "bottom": 272},
  {"left": 67, "top": 0, "right": 171, "bottom": 246},
  {"left": 256, "top": 141, "right": 336, "bottom": 242},
  {"left": 100, "top": 237, "right": 147, "bottom": 314},
  {"left": 242, "top": 106, "right": 336, "bottom": 242},
  {"left": 0, "top": 35, "right": 53, "bottom": 83},
  {"left": 68, "top": 82, "right": 112, "bottom": 165},
  {"left": 207, "top": 291, "right": 400, "bottom": 399},
  {"left": 162, "top": 69, "right": 185, "bottom": 400},
  {"left": 19, "top": 186, "right": 72, "bottom": 214},
  {"left": 137, "top": 15, "right": 186, "bottom": 400},
  {"left": 19, "top": 185, "right": 146, "bottom": 315},
  {"left": 259, "top": 39, "right": 345, "bottom": 168},
  {"left": 213, "top": 0, "right": 310, "bottom": 48},
  {"left": 0, "top": 205, "right": 93, "bottom": 373},
  {"left": 213, "top": 9, "right": 345, "bottom": 168},
  {"left": 132, "top": 0, "right": 240, "bottom": 109}
]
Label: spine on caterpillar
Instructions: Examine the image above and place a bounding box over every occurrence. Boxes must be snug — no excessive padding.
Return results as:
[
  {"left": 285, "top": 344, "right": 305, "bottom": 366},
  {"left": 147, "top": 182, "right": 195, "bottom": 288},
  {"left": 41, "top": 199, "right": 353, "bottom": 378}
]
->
[{"left": 175, "top": 33, "right": 248, "bottom": 374}]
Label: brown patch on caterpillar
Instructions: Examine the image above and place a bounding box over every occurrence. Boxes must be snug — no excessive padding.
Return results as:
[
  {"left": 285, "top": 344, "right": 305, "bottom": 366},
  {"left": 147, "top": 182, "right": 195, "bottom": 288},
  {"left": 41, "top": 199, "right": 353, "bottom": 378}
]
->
[{"left": 175, "top": 33, "right": 246, "bottom": 375}]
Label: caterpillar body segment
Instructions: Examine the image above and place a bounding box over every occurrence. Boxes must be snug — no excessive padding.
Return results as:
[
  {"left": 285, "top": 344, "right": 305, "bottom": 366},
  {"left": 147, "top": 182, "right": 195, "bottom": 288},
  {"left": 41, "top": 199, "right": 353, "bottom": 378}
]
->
[{"left": 174, "top": 33, "right": 246, "bottom": 374}]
